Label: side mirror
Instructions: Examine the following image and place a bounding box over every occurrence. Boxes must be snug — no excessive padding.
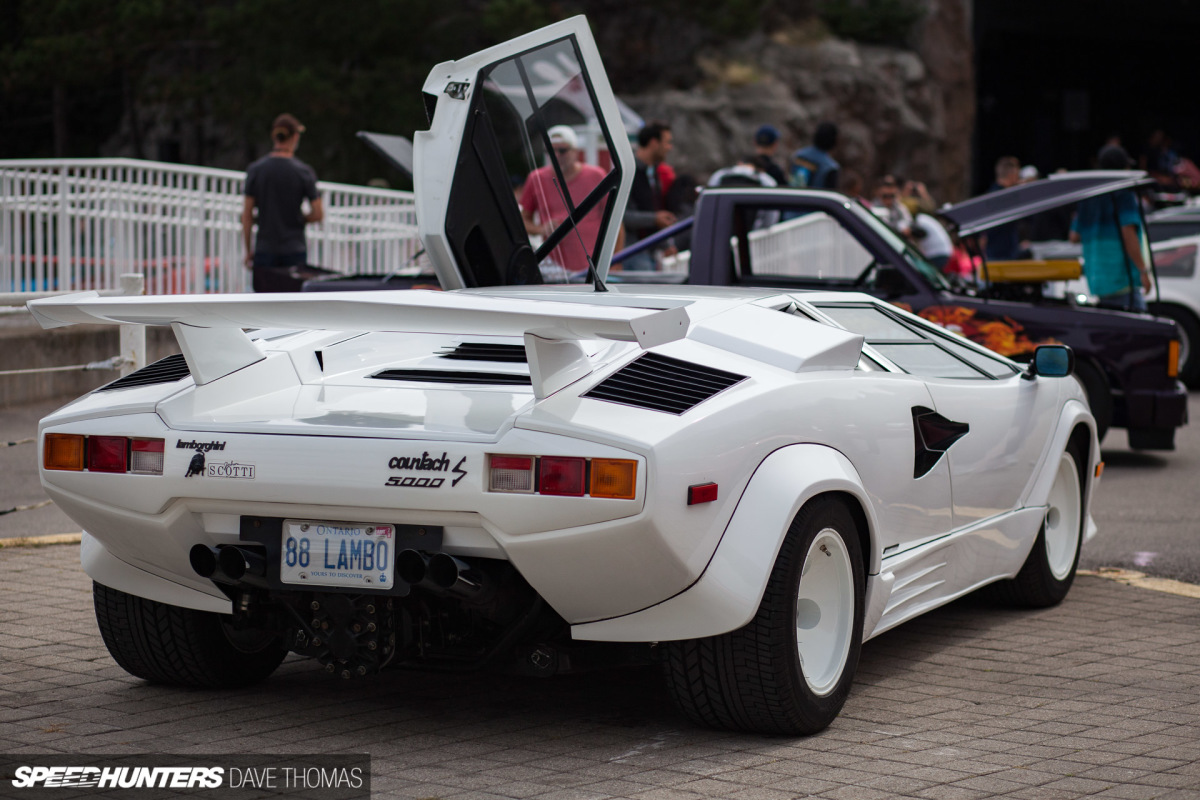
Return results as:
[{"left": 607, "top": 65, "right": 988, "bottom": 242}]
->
[{"left": 1024, "top": 344, "right": 1074, "bottom": 380}]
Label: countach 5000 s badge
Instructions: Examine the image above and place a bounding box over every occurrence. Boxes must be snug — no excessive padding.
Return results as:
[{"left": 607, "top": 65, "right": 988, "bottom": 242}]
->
[{"left": 385, "top": 451, "right": 468, "bottom": 488}]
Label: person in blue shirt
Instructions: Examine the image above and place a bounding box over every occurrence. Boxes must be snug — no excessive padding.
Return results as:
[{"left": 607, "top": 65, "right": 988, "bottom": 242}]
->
[
  {"left": 1069, "top": 145, "right": 1150, "bottom": 311},
  {"left": 790, "top": 122, "right": 840, "bottom": 189}
]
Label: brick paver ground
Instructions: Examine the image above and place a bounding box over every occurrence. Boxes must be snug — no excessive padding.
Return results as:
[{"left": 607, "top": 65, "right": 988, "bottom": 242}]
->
[{"left": 1, "top": 544, "right": 1198, "bottom": 799}]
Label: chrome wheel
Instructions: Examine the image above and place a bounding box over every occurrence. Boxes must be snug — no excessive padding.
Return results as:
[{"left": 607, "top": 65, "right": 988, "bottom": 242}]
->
[{"left": 796, "top": 528, "right": 855, "bottom": 697}]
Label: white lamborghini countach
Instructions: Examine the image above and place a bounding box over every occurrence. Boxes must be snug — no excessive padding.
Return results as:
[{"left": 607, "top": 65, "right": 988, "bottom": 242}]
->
[{"left": 31, "top": 17, "right": 1098, "bottom": 735}]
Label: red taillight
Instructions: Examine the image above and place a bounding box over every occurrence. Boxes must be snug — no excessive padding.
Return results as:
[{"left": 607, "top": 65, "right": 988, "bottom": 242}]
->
[
  {"left": 44, "top": 434, "right": 164, "bottom": 475},
  {"left": 487, "top": 454, "right": 638, "bottom": 499},
  {"left": 539, "top": 456, "right": 586, "bottom": 496},
  {"left": 87, "top": 436, "right": 128, "bottom": 473}
]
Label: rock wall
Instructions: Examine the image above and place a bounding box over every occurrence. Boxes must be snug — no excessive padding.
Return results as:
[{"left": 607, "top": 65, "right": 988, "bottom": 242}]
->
[{"left": 619, "top": 1, "right": 975, "bottom": 203}]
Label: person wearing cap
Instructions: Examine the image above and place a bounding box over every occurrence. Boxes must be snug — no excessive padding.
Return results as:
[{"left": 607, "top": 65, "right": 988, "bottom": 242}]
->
[
  {"left": 241, "top": 113, "right": 324, "bottom": 292},
  {"left": 753, "top": 124, "right": 787, "bottom": 187},
  {"left": 519, "top": 125, "right": 607, "bottom": 279},
  {"left": 1069, "top": 144, "right": 1150, "bottom": 311}
]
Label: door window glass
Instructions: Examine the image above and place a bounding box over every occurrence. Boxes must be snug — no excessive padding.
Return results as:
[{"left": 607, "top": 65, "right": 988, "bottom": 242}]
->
[{"left": 449, "top": 35, "right": 622, "bottom": 286}]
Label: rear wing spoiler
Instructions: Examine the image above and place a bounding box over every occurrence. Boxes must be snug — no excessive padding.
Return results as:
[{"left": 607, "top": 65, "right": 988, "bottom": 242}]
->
[{"left": 27, "top": 290, "right": 690, "bottom": 398}]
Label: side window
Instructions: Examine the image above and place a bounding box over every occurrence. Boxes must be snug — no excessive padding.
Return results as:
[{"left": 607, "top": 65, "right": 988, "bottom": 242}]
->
[
  {"left": 1153, "top": 241, "right": 1197, "bottom": 278},
  {"left": 815, "top": 303, "right": 1018, "bottom": 379},
  {"left": 732, "top": 206, "right": 874, "bottom": 284}
]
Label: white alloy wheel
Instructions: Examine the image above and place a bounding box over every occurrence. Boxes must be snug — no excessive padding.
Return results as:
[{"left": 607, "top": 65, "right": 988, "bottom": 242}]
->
[
  {"left": 663, "top": 496, "right": 865, "bottom": 734},
  {"left": 1044, "top": 452, "right": 1082, "bottom": 580},
  {"left": 795, "top": 528, "right": 855, "bottom": 697}
]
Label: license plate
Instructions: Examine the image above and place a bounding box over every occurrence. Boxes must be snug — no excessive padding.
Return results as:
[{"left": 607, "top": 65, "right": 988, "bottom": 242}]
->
[{"left": 280, "top": 519, "right": 395, "bottom": 589}]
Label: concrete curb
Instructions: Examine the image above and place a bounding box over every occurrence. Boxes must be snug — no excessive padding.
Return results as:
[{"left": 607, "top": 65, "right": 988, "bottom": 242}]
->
[
  {"left": 1080, "top": 566, "right": 1200, "bottom": 599},
  {"left": 0, "top": 532, "right": 82, "bottom": 548}
]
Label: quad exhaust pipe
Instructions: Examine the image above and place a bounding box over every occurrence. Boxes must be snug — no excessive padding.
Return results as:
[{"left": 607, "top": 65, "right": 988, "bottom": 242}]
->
[
  {"left": 192, "top": 542, "right": 486, "bottom": 599},
  {"left": 398, "top": 549, "right": 491, "bottom": 600},
  {"left": 219, "top": 545, "right": 267, "bottom": 580},
  {"left": 189, "top": 544, "right": 267, "bottom": 584}
]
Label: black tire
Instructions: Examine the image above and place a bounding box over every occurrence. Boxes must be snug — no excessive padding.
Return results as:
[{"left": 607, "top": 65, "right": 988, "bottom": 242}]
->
[
  {"left": 1072, "top": 360, "right": 1112, "bottom": 443},
  {"left": 990, "top": 443, "right": 1085, "bottom": 608},
  {"left": 1148, "top": 303, "right": 1200, "bottom": 388},
  {"left": 662, "top": 496, "right": 865, "bottom": 735},
  {"left": 93, "top": 582, "right": 286, "bottom": 688}
]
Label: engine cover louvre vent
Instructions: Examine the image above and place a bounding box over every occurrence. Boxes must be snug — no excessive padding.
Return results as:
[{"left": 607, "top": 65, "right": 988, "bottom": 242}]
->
[
  {"left": 436, "top": 342, "right": 528, "bottom": 363},
  {"left": 372, "top": 368, "right": 531, "bottom": 386},
  {"left": 97, "top": 354, "right": 191, "bottom": 392},
  {"left": 583, "top": 353, "right": 746, "bottom": 414}
]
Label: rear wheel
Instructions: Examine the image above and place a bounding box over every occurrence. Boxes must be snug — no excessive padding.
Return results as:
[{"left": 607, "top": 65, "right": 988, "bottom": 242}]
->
[
  {"left": 93, "top": 582, "right": 286, "bottom": 688},
  {"left": 662, "top": 496, "right": 865, "bottom": 735},
  {"left": 991, "top": 445, "right": 1084, "bottom": 608}
]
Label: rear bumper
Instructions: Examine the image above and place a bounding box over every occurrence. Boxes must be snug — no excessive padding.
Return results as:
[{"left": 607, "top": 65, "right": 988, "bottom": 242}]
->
[{"left": 1115, "top": 380, "right": 1189, "bottom": 436}]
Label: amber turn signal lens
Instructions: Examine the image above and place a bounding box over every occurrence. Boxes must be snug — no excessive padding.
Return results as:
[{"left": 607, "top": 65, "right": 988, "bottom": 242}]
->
[
  {"left": 44, "top": 433, "right": 85, "bottom": 471},
  {"left": 1168, "top": 340, "right": 1180, "bottom": 378},
  {"left": 590, "top": 458, "right": 637, "bottom": 499}
]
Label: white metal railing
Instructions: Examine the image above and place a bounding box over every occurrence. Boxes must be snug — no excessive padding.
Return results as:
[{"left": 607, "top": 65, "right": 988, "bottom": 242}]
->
[{"left": 0, "top": 158, "right": 421, "bottom": 295}]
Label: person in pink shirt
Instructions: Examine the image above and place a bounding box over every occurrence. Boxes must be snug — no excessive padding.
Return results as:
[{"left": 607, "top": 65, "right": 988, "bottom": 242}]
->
[{"left": 521, "top": 125, "right": 607, "bottom": 278}]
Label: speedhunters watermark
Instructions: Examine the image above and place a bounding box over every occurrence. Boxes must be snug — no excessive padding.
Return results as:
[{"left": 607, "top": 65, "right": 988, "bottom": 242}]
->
[{"left": 0, "top": 755, "right": 368, "bottom": 798}]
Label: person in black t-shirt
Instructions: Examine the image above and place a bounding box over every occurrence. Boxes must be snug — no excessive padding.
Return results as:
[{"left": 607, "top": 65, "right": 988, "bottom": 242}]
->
[{"left": 241, "top": 113, "right": 324, "bottom": 292}]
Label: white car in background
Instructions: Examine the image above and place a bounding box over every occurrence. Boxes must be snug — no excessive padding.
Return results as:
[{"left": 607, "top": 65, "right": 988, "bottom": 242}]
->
[
  {"left": 1031, "top": 205, "right": 1200, "bottom": 387},
  {"left": 30, "top": 17, "right": 1098, "bottom": 736},
  {"left": 1143, "top": 206, "right": 1200, "bottom": 386}
]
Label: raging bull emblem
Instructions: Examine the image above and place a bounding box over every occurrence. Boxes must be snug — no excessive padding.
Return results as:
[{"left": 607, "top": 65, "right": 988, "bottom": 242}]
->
[{"left": 185, "top": 452, "right": 205, "bottom": 477}]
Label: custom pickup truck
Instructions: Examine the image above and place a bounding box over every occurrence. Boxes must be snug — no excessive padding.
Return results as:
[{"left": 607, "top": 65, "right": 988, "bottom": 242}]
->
[{"left": 618, "top": 178, "right": 1186, "bottom": 450}]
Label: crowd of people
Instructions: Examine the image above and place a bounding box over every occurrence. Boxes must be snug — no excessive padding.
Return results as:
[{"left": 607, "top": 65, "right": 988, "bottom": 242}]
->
[{"left": 235, "top": 106, "right": 1165, "bottom": 309}]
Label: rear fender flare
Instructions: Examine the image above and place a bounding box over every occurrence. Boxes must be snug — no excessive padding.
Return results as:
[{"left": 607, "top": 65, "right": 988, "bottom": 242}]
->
[
  {"left": 1022, "top": 397, "right": 1099, "bottom": 541},
  {"left": 571, "top": 444, "right": 877, "bottom": 642},
  {"left": 82, "top": 533, "right": 232, "bottom": 614}
]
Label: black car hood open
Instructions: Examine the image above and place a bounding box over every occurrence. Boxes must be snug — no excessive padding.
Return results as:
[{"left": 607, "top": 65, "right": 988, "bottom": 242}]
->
[
  {"left": 358, "top": 131, "right": 415, "bottom": 180},
  {"left": 940, "top": 171, "right": 1156, "bottom": 237}
]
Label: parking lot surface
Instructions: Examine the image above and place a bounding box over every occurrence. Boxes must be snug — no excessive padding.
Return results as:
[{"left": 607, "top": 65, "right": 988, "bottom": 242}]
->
[{"left": 2, "top": 543, "right": 1198, "bottom": 799}]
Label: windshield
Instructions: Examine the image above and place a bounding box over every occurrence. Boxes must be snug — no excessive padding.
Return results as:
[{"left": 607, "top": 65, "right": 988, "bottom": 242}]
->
[
  {"left": 846, "top": 202, "right": 952, "bottom": 290},
  {"left": 473, "top": 37, "right": 622, "bottom": 285}
]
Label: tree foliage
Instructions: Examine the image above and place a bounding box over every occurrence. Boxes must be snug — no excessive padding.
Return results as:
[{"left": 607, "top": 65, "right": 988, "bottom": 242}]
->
[
  {"left": 1, "top": 0, "right": 575, "bottom": 181},
  {"left": 0, "top": 0, "right": 867, "bottom": 183},
  {"left": 816, "top": 0, "right": 924, "bottom": 46}
]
